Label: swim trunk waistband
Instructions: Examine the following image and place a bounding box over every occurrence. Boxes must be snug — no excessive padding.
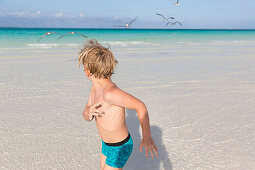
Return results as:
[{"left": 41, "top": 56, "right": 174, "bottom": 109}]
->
[{"left": 104, "top": 133, "right": 130, "bottom": 146}]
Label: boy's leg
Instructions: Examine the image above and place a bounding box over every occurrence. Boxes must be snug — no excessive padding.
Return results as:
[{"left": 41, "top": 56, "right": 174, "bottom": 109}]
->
[
  {"left": 100, "top": 154, "right": 107, "bottom": 170},
  {"left": 103, "top": 163, "right": 122, "bottom": 170}
]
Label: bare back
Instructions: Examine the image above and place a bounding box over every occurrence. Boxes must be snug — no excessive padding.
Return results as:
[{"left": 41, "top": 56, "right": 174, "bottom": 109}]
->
[{"left": 90, "top": 82, "right": 129, "bottom": 143}]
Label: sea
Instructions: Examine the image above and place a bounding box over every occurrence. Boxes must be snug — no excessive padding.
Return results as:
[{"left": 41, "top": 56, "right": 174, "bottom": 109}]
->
[{"left": 0, "top": 28, "right": 255, "bottom": 50}]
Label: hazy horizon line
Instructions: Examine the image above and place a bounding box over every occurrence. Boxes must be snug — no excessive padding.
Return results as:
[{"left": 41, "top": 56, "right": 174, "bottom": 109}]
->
[{"left": 1, "top": 27, "right": 255, "bottom": 31}]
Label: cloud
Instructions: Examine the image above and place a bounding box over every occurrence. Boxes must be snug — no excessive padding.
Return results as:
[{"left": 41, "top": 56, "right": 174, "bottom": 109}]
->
[
  {"left": 0, "top": 10, "right": 145, "bottom": 28},
  {"left": 53, "top": 12, "right": 64, "bottom": 17},
  {"left": 0, "top": 11, "right": 42, "bottom": 18},
  {"left": 7, "top": 11, "right": 27, "bottom": 17},
  {"left": 0, "top": 12, "right": 136, "bottom": 28},
  {"left": 79, "top": 12, "right": 85, "bottom": 17}
]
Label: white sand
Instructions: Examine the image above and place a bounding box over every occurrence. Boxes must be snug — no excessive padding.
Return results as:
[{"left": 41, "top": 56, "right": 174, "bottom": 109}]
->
[{"left": 1, "top": 42, "right": 255, "bottom": 170}]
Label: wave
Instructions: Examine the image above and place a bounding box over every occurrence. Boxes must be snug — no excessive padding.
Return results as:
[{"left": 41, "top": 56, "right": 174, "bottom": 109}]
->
[
  {"left": 3, "top": 39, "right": 254, "bottom": 51},
  {"left": 27, "top": 41, "right": 155, "bottom": 48},
  {"left": 0, "top": 43, "right": 82, "bottom": 51},
  {"left": 210, "top": 40, "right": 255, "bottom": 45},
  {"left": 27, "top": 43, "right": 60, "bottom": 48},
  {"left": 102, "top": 41, "right": 155, "bottom": 46}
]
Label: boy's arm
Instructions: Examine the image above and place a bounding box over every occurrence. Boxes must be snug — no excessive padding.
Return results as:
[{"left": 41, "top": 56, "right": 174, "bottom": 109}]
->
[
  {"left": 104, "top": 87, "right": 158, "bottom": 158},
  {"left": 83, "top": 85, "right": 102, "bottom": 121}
]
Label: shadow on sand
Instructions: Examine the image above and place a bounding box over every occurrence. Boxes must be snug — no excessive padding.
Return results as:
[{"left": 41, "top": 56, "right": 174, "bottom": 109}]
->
[{"left": 125, "top": 109, "right": 172, "bottom": 170}]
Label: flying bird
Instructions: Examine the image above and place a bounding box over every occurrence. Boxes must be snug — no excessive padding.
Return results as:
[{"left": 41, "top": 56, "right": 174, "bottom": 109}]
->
[
  {"left": 37, "top": 32, "right": 62, "bottom": 42},
  {"left": 166, "top": 21, "right": 182, "bottom": 27},
  {"left": 175, "top": 0, "right": 180, "bottom": 6},
  {"left": 156, "top": 13, "right": 175, "bottom": 22},
  {"left": 113, "top": 17, "right": 137, "bottom": 29},
  {"left": 58, "top": 32, "right": 88, "bottom": 39}
]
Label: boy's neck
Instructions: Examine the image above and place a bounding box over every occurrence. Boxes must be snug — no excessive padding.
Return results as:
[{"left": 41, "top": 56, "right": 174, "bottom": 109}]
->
[{"left": 92, "top": 78, "right": 112, "bottom": 90}]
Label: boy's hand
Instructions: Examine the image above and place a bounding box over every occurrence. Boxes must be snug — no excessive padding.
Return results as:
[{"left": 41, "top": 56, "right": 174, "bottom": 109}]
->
[
  {"left": 140, "top": 136, "right": 158, "bottom": 159},
  {"left": 88, "top": 102, "right": 104, "bottom": 120}
]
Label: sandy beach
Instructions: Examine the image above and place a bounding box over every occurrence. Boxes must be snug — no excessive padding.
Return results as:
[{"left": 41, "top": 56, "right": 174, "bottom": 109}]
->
[{"left": 1, "top": 38, "right": 255, "bottom": 170}]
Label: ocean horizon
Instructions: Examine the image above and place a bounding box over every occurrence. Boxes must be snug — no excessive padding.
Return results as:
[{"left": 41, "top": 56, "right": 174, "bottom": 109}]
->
[{"left": 1, "top": 27, "right": 255, "bottom": 30}]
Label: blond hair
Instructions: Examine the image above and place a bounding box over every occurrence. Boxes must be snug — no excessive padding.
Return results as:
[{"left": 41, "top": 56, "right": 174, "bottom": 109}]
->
[{"left": 78, "top": 39, "right": 118, "bottom": 79}]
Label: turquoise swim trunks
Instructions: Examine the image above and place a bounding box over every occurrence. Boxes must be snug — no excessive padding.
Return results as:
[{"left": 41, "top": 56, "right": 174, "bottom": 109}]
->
[{"left": 101, "top": 133, "right": 133, "bottom": 168}]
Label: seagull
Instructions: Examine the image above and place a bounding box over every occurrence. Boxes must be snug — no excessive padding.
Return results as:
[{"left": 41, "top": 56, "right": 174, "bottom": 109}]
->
[
  {"left": 166, "top": 21, "right": 182, "bottom": 27},
  {"left": 175, "top": 0, "right": 180, "bottom": 6},
  {"left": 37, "top": 32, "right": 62, "bottom": 42},
  {"left": 113, "top": 17, "right": 137, "bottom": 29},
  {"left": 156, "top": 13, "right": 175, "bottom": 22},
  {"left": 58, "top": 32, "right": 88, "bottom": 39}
]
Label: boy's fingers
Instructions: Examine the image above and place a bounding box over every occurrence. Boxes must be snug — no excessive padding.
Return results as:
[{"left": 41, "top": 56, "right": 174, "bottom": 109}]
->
[
  {"left": 153, "top": 143, "right": 158, "bottom": 152},
  {"left": 145, "top": 148, "right": 149, "bottom": 158},
  {"left": 94, "top": 102, "right": 102, "bottom": 108},
  {"left": 94, "top": 109, "right": 103, "bottom": 113},
  {"left": 94, "top": 111, "right": 105, "bottom": 116},
  {"left": 89, "top": 107, "right": 93, "bottom": 113},
  {"left": 153, "top": 146, "right": 158, "bottom": 157},
  {"left": 139, "top": 144, "right": 143, "bottom": 152},
  {"left": 150, "top": 149, "right": 154, "bottom": 159}
]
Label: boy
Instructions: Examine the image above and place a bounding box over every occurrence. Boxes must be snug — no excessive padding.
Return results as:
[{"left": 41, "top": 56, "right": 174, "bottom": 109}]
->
[{"left": 78, "top": 40, "right": 158, "bottom": 170}]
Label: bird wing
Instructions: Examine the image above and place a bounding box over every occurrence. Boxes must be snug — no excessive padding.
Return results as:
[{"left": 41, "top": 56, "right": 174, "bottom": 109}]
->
[
  {"left": 128, "top": 17, "right": 137, "bottom": 26},
  {"left": 76, "top": 32, "right": 88, "bottom": 38},
  {"left": 167, "top": 17, "right": 175, "bottom": 20},
  {"left": 173, "top": 21, "right": 182, "bottom": 26},
  {"left": 50, "top": 31, "right": 63, "bottom": 36},
  {"left": 156, "top": 13, "right": 166, "bottom": 20},
  {"left": 58, "top": 32, "right": 88, "bottom": 39},
  {"left": 37, "top": 32, "right": 56, "bottom": 42},
  {"left": 37, "top": 37, "right": 43, "bottom": 42},
  {"left": 57, "top": 32, "right": 73, "bottom": 39},
  {"left": 166, "top": 22, "right": 171, "bottom": 27}
]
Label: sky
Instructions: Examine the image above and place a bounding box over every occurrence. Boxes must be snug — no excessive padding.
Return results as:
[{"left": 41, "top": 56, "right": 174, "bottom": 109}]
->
[{"left": 0, "top": 0, "right": 255, "bottom": 29}]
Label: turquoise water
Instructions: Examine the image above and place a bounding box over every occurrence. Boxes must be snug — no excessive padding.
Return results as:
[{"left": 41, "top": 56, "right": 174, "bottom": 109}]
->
[{"left": 0, "top": 28, "right": 255, "bottom": 49}]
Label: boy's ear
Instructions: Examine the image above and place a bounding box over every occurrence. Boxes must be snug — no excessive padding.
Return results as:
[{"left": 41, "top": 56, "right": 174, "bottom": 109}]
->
[
  {"left": 84, "top": 68, "right": 92, "bottom": 77},
  {"left": 84, "top": 68, "right": 89, "bottom": 76}
]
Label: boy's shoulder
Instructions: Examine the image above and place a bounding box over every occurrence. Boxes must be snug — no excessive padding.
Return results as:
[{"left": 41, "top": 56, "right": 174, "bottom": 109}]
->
[
  {"left": 102, "top": 81, "right": 141, "bottom": 110},
  {"left": 103, "top": 82, "right": 118, "bottom": 97},
  {"left": 103, "top": 82, "right": 125, "bottom": 103}
]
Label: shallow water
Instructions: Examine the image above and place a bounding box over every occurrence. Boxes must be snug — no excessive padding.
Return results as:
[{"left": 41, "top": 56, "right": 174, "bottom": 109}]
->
[{"left": 1, "top": 28, "right": 255, "bottom": 49}]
